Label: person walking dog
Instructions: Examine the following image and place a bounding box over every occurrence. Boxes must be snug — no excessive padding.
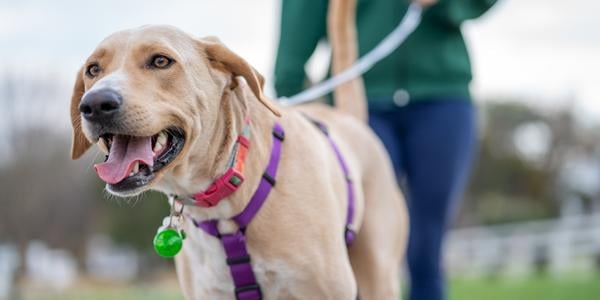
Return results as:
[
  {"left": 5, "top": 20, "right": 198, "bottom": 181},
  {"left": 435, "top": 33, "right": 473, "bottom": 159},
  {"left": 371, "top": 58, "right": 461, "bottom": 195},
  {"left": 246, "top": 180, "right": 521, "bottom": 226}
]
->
[{"left": 274, "top": 0, "right": 497, "bottom": 299}]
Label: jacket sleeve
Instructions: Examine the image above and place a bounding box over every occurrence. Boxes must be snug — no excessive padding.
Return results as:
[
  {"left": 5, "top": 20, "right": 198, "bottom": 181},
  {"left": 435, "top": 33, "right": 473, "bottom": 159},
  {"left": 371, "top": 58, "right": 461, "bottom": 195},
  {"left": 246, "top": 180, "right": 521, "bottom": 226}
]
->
[
  {"left": 274, "top": 0, "right": 328, "bottom": 98},
  {"left": 428, "top": 0, "right": 498, "bottom": 28}
]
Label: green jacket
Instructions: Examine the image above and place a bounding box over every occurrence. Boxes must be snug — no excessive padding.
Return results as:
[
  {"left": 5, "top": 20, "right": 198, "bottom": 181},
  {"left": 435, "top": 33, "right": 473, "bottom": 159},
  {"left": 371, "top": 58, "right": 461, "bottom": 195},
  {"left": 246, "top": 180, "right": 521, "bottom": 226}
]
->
[{"left": 274, "top": 0, "right": 497, "bottom": 106}]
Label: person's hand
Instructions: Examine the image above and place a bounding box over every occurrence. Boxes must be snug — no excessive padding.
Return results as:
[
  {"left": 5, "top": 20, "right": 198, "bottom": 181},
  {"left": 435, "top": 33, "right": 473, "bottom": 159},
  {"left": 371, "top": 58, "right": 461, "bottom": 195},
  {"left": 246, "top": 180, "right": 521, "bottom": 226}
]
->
[{"left": 413, "top": 0, "right": 438, "bottom": 7}]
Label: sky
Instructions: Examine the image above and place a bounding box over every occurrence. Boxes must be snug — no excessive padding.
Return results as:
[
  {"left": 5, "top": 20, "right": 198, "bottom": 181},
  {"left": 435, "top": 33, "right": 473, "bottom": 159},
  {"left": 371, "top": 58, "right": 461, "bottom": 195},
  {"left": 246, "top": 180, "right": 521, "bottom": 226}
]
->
[{"left": 1, "top": 0, "right": 599, "bottom": 126}]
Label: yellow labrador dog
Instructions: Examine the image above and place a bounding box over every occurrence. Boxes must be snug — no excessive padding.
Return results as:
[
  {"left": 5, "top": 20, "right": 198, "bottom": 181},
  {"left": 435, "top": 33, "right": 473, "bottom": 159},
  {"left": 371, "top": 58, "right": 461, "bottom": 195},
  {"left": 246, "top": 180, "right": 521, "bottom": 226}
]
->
[{"left": 69, "top": 1, "right": 407, "bottom": 299}]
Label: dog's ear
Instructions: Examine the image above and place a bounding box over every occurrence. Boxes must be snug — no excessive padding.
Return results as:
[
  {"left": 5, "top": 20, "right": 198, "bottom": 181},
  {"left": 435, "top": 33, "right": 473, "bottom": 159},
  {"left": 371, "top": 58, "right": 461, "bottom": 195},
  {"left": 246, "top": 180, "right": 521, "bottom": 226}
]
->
[
  {"left": 70, "top": 67, "right": 92, "bottom": 159},
  {"left": 201, "top": 40, "right": 281, "bottom": 117}
]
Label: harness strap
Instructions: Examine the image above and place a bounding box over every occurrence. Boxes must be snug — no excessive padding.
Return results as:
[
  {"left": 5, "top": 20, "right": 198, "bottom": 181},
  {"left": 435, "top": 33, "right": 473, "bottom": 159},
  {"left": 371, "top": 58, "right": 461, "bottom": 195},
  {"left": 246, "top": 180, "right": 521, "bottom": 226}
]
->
[
  {"left": 310, "top": 120, "right": 356, "bottom": 246},
  {"left": 193, "top": 122, "right": 284, "bottom": 300},
  {"left": 234, "top": 124, "right": 284, "bottom": 227}
]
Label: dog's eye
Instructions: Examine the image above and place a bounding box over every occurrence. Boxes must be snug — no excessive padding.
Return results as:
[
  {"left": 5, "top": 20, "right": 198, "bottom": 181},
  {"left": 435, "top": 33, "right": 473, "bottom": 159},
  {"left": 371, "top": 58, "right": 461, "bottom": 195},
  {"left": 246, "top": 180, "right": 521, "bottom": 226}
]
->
[
  {"left": 149, "top": 55, "right": 174, "bottom": 69},
  {"left": 86, "top": 64, "right": 101, "bottom": 78}
]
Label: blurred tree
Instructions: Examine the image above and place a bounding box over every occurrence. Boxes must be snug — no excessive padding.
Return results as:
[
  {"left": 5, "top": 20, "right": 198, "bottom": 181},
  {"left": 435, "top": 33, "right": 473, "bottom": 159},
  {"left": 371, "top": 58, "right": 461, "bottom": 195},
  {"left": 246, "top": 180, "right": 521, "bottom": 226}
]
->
[
  {"left": 98, "top": 190, "right": 171, "bottom": 251},
  {"left": 0, "top": 127, "right": 99, "bottom": 257},
  {"left": 458, "top": 99, "right": 593, "bottom": 227}
]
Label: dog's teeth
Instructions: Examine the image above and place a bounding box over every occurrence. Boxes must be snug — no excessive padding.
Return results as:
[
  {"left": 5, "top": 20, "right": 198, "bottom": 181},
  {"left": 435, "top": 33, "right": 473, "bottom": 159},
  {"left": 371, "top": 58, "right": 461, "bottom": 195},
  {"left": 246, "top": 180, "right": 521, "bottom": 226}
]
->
[
  {"left": 154, "top": 132, "right": 167, "bottom": 154},
  {"left": 98, "top": 139, "right": 108, "bottom": 153},
  {"left": 130, "top": 161, "right": 140, "bottom": 177},
  {"left": 153, "top": 141, "right": 164, "bottom": 153},
  {"left": 157, "top": 132, "right": 168, "bottom": 146}
]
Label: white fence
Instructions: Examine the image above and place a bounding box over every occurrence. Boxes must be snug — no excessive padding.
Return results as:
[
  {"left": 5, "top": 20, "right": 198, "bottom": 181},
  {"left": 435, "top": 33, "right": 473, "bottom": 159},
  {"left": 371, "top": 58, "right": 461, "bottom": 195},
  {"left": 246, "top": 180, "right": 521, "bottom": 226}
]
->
[
  {"left": 0, "top": 235, "right": 139, "bottom": 298},
  {"left": 0, "top": 245, "right": 18, "bottom": 300},
  {"left": 445, "top": 213, "right": 600, "bottom": 277}
]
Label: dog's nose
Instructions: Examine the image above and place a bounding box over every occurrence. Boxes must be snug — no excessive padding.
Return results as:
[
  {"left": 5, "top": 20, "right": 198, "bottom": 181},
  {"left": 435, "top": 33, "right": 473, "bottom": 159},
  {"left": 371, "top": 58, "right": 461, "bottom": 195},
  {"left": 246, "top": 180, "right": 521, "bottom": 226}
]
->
[{"left": 79, "top": 89, "right": 123, "bottom": 122}]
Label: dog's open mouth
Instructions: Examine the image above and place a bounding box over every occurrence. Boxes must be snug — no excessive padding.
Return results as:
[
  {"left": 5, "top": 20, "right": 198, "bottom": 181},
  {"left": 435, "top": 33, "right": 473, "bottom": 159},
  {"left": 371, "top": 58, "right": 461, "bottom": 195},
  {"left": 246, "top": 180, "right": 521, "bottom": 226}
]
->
[{"left": 93, "top": 127, "right": 185, "bottom": 193}]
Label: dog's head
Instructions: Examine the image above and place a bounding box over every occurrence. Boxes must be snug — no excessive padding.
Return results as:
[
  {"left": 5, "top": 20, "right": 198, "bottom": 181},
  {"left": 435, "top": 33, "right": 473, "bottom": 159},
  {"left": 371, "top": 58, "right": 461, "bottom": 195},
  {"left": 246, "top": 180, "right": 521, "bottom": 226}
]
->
[{"left": 70, "top": 25, "right": 280, "bottom": 197}]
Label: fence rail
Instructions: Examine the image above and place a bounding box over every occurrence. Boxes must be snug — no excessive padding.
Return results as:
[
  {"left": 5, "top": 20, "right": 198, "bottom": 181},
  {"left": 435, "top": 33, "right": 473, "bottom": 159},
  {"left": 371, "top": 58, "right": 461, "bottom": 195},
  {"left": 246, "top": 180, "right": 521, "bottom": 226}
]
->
[{"left": 445, "top": 213, "right": 600, "bottom": 276}]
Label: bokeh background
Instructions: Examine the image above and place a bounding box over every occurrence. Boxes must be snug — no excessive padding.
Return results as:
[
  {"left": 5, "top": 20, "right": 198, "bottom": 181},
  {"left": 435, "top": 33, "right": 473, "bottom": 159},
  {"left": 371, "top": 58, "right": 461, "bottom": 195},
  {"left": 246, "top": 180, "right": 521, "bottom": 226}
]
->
[{"left": 1, "top": 0, "right": 600, "bottom": 299}]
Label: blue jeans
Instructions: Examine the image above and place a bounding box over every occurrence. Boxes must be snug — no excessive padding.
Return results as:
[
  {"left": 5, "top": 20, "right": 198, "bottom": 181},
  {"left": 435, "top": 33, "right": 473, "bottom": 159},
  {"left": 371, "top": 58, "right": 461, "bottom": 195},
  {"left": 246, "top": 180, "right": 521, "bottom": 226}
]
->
[{"left": 368, "top": 99, "right": 477, "bottom": 300}]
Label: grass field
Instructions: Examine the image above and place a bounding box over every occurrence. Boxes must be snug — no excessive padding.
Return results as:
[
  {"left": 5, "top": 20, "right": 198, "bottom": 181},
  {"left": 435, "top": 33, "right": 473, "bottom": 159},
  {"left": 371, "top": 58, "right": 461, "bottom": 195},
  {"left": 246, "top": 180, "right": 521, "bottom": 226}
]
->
[
  {"left": 20, "top": 275, "right": 600, "bottom": 300},
  {"left": 449, "top": 275, "right": 600, "bottom": 300}
]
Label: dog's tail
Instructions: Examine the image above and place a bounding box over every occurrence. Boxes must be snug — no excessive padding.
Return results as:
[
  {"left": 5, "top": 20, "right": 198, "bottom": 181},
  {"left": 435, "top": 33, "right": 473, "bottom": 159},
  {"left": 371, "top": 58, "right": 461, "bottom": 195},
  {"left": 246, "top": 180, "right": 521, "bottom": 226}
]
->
[{"left": 327, "top": 0, "right": 367, "bottom": 122}]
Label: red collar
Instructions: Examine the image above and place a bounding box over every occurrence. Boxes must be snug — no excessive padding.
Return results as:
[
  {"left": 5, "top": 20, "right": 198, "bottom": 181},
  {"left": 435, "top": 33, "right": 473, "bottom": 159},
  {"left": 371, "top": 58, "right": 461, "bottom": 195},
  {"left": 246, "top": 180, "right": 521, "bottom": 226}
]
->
[{"left": 175, "top": 119, "right": 251, "bottom": 207}]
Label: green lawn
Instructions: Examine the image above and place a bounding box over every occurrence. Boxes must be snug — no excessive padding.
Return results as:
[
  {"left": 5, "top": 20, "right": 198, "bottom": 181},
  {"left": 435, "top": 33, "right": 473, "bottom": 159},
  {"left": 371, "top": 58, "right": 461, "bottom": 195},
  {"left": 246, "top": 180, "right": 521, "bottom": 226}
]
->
[
  {"left": 449, "top": 275, "right": 600, "bottom": 300},
  {"left": 21, "top": 275, "right": 600, "bottom": 300}
]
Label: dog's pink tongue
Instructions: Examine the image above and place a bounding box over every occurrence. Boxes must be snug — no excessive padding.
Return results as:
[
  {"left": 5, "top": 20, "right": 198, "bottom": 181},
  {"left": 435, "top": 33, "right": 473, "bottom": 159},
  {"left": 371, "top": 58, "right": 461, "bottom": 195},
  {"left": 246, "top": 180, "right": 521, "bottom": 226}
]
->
[{"left": 94, "top": 135, "right": 154, "bottom": 184}]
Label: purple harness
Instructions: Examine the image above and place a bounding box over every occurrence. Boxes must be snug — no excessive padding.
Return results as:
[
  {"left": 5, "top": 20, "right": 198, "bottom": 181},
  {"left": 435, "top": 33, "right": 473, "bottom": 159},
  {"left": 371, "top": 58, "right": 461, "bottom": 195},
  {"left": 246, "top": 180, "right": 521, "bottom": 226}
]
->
[{"left": 192, "top": 121, "right": 355, "bottom": 300}]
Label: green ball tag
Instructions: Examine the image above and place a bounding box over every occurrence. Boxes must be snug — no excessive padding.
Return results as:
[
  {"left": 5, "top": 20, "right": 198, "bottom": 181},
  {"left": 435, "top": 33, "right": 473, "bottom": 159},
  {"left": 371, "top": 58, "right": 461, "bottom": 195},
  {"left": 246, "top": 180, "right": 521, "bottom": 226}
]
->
[{"left": 153, "top": 228, "right": 183, "bottom": 258}]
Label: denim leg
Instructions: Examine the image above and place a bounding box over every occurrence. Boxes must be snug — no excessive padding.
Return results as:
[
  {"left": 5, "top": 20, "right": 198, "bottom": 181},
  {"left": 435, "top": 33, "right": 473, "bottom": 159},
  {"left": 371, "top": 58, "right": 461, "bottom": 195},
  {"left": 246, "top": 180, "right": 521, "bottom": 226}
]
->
[
  {"left": 368, "top": 109, "right": 404, "bottom": 179},
  {"left": 401, "top": 101, "right": 477, "bottom": 300}
]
